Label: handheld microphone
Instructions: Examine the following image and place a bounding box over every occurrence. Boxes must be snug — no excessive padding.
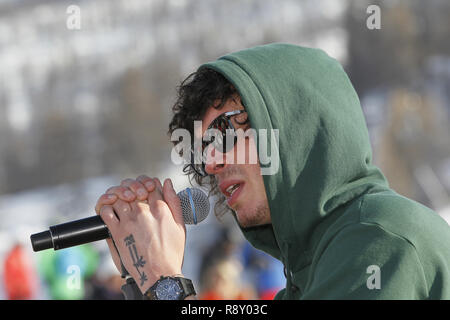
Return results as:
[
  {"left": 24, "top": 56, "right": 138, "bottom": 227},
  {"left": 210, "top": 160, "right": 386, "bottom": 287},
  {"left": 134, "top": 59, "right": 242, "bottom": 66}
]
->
[{"left": 30, "top": 187, "right": 209, "bottom": 252}]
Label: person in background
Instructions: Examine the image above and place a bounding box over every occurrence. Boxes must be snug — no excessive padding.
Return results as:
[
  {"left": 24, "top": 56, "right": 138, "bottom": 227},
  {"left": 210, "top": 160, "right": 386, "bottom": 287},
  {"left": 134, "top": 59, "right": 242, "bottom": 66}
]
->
[
  {"left": 198, "top": 228, "right": 256, "bottom": 300},
  {"left": 240, "top": 242, "right": 285, "bottom": 300},
  {"left": 3, "top": 243, "right": 38, "bottom": 300},
  {"left": 199, "top": 257, "right": 256, "bottom": 300}
]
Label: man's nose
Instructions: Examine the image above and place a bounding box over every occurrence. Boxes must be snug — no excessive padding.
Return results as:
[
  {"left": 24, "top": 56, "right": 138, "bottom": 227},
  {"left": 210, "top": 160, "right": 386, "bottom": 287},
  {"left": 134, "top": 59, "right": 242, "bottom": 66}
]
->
[{"left": 204, "top": 145, "right": 227, "bottom": 175}]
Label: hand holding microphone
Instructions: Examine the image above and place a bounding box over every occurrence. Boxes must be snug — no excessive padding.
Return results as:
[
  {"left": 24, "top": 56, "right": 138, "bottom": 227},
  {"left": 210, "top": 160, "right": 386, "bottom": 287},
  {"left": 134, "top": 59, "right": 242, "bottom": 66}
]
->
[
  {"left": 95, "top": 175, "right": 198, "bottom": 293},
  {"left": 30, "top": 175, "right": 209, "bottom": 296}
]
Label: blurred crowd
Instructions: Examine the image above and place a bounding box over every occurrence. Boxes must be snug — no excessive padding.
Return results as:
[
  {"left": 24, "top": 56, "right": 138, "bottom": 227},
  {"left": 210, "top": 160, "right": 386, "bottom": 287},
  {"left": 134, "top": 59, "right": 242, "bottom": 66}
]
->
[{"left": 0, "top": 226, "right": 284, "bottom": 300}]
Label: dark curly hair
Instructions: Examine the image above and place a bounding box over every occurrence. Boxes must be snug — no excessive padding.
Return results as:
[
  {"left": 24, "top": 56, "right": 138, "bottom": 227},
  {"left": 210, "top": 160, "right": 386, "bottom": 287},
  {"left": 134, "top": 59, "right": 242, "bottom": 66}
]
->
[{"left": 168, "top": 67, "right": 243, "bottom": 218}]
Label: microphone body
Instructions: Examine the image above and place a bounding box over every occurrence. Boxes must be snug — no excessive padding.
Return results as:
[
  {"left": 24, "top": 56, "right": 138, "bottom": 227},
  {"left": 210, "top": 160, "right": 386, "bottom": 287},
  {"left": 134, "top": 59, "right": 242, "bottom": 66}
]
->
[
  {"left": 31, "top": 216, "right": 110, "bottom": 251},
  {"left": 30, "top": 187, "right": 209, "bottom": 252}
]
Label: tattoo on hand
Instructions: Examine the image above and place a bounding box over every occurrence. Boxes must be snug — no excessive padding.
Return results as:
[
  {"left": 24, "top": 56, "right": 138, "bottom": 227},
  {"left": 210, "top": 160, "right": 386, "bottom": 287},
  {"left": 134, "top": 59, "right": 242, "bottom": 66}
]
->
[{"left": 124, "top": 234, "right": 148, "bottom": 286}]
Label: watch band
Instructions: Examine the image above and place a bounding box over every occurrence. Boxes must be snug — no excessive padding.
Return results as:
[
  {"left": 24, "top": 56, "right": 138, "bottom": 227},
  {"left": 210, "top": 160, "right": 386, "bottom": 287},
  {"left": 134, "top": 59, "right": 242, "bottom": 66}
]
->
[
  {"left": 121, "top": 277, "right": 145, "bottom": 300},
  {"left": 178, "top": 277, "right": 196, "bottom": 300}
]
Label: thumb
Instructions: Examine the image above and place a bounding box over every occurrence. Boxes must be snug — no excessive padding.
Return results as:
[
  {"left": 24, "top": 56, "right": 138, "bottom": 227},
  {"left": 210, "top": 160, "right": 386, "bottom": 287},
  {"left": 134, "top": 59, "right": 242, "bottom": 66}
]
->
[{"left": 163, "top": 178, "right": 185, "bottom": 228}]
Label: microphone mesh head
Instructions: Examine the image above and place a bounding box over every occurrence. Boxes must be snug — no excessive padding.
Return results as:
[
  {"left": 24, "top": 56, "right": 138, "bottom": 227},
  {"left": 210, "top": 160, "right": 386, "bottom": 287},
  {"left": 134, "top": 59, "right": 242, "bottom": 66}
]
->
[{"left": 177, "top": 188, "right": 210, "bottom": 225}]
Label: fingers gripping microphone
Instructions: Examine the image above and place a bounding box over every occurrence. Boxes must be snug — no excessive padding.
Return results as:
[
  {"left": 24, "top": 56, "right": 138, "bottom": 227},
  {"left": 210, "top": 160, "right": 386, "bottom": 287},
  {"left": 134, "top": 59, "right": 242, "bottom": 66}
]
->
[{"left": 30, "top": 188, "right": 209, "bottom": 252}]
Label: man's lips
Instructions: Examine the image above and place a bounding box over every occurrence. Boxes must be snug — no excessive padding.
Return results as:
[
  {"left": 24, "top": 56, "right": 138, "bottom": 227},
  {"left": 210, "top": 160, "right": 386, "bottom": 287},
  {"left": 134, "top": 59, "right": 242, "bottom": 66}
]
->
[{"left": 219, "top": 180, "right": 245, "bottom": 206}]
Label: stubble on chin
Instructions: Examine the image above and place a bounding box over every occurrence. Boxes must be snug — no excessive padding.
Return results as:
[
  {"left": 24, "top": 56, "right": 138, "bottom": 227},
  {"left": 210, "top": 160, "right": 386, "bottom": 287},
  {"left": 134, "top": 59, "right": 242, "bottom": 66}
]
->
[
  {"left": 234, "top": 202, "right": 271, "bottom": 228},
  {"left": 218, "top": 165, "right": 271, "bottom": 228}
]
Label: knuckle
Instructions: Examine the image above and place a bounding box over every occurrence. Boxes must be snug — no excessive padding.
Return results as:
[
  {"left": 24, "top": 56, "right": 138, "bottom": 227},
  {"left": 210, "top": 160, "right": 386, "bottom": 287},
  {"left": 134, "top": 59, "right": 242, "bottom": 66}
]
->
[
  {"left": 137, "top": 175, "right": 155, "bottom": 190},
  {"left": 154, "top": 178, "right": 163, "bottom": 190},
  {"left": 99, "top": 193, "right": 112, "bottom": 202},
  {"left": 136, "top": 201, "right": 149, "bottom": 212},
  {"left": 116, "top": 186, "right": 134, "bottom": 199},
  {"left": 105, "top": 186, "right": 117, "bottom": 194},
  {"left": 96, "top": 201, "right": 106, "bottom": 211},
  {"left": 113, "top": 200, "right": 127, "bottom": 212},
  {"left": 137, "top": 174, "right": 151, "bottom": 181},
  {"left": 130, "top": 180, "right": 144, "bottom": 191},
  {"left": 99, "top": 205, "right": 112, "bottom": 215},
  {"left": 99, "top": 210, "right": 108, "bottom": 219},
  {"left": 152, "top": 199, "right": 169, "bottom": 212},
  {"left": 106, "top": 185, "right": 126, "bottom": 195},
  {"left": 121, "top": 178, "right": 134, "bottom": 186}
]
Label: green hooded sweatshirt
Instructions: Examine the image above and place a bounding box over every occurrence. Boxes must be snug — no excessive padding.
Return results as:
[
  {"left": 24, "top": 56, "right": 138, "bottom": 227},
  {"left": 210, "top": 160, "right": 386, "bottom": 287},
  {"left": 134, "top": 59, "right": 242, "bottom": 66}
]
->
[{"left": 199, "top": 43, "right": 450, "bottom": 299}]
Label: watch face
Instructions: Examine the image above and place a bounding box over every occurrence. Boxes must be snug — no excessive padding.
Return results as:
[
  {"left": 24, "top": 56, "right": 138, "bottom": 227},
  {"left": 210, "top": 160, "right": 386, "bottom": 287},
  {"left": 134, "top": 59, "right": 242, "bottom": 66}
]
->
[{"left": 155, "top": 278, "right": 183, "bottom": 300}]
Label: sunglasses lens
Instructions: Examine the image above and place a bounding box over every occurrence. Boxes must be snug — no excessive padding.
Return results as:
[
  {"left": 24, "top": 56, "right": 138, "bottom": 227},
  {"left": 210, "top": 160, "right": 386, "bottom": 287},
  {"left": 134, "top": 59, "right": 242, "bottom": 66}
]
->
[
  {"left": 222, "top": 133, "right": 237, "bottom": 153},
  {"left": 192, "top": 111, "right": 244, "bottom": 177},
  {"left": 204, "top": 132, "right": 236, "bottom": 154},
  {"left": 211, "top": 117, "right": 237, "bottom": 153}
]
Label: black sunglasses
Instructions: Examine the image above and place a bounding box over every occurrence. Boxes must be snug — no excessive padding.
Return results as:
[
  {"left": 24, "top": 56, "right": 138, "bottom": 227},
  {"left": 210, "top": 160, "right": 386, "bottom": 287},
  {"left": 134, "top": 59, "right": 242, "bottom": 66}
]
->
[{"left": 189, "top": 110, "right": 247, "bottom": 177}]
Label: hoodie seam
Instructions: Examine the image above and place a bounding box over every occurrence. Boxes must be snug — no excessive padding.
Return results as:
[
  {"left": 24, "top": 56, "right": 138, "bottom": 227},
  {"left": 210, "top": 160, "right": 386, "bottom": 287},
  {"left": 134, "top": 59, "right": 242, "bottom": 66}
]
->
[
  {"left": 358, "top": 195, "right": 430, "bottom": 294},
  {"left": 359, "top": 221, "right": 430, "bottom": 296},
  {"left": 308, "top": 219, "right": 429, "bottom": 298}
]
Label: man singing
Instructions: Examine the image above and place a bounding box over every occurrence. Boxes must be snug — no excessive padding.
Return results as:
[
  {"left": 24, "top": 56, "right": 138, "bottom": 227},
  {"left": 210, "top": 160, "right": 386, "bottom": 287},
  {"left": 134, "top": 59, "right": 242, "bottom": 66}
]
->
[{"left": 95, "top": 43, "right": 450, "bottom": 299}]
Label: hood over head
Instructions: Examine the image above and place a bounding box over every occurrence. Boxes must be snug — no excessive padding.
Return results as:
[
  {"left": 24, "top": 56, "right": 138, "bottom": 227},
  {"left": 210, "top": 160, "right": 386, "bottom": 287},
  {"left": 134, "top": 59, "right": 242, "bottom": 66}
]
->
[{"left": 199, "top": 43, "right": 388, "bottom": 269}]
